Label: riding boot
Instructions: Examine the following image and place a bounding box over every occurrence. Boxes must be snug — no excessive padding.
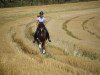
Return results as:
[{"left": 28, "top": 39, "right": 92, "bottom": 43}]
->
[
  {"left": 33, "top": 32, "right": 37, "bottom": 43},
  {"left": 33, "top": 25, "right": 40, "bottom": 42},
  {"left": 47, "top": 32, "right": 51, "bottom": 42},
  {"left": 45, "top": 28, "right": 51, "bottom": 42}
]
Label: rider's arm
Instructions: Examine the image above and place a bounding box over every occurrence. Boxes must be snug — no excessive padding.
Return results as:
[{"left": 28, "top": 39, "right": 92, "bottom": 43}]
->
[
  {"left": 43, "top": 17, "right": 47, "bottom": 25},
  {"left": 36, "top": 17, "right": 39, "bottom": 25}
]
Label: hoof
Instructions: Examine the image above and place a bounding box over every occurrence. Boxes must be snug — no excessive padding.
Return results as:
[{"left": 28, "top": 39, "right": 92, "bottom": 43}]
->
[{"left": 43, "top": 50, "right": 46, "bottom": 54}]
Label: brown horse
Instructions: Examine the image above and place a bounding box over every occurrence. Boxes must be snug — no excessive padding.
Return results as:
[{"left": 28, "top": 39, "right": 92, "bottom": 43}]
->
[{"left": 36, "top": 26, "right": 48, "bottom": 54}]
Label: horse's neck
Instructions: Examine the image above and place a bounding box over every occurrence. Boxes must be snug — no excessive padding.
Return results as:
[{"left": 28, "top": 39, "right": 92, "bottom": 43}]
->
[{"left": 40, "top": 29, "right": 46, "bottom": 35}]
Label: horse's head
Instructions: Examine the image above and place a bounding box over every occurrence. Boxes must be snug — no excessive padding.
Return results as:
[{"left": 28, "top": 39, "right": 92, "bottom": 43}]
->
[{"left": 40, "top": 27, "right": 44, "bottom": 31}]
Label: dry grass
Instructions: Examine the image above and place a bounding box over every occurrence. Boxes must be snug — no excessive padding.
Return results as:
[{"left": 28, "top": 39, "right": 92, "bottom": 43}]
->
[{"left": 0, "top": 1, "right": 100, "bottom": 75}]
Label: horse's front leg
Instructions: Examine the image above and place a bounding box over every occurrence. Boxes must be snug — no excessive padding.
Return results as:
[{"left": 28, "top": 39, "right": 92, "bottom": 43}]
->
[{"left": 42, "top": 41, "right": 46, "bottom": 54}]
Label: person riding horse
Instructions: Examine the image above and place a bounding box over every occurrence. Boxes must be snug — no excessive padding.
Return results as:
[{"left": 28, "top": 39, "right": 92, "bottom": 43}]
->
[{"left": 33, "top": 11, "right": 51, "bottom": 43}]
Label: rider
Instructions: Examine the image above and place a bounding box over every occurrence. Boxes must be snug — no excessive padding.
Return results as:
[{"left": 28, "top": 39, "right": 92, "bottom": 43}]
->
[{"left": 33, "top": 11, "right": 51, "bottom": 43}]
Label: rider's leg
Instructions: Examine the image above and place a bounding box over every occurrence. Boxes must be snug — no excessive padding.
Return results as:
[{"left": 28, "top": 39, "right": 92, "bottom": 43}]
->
[
  {"left": 44, "top": 27, "right": 51, "bottom": 42},
  {"left": 33, "top": 25, "right": 40, "bottom": 43},
  {"left": 33, "top": 32, "right": 37, "bottom": 43}
]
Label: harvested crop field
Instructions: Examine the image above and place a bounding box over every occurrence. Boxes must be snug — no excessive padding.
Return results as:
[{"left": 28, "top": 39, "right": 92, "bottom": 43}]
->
[{"left": 0, "top": 1, "right": 100, "bottom": 75}]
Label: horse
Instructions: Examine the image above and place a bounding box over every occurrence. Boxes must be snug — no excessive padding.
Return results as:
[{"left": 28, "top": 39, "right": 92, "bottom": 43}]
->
[{"left": 35, "top": 26, "right": 48, "bottom": 54}]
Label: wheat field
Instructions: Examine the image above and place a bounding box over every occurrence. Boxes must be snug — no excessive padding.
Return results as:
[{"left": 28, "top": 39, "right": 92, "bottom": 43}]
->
[{"left": 0, "top": 1, "right": 100, "bottom": 75}]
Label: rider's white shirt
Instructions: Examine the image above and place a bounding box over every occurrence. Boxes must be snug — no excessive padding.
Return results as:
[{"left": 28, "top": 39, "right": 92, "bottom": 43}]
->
[{"left": 37, "top": 17, "right": 46, "bottom": 23}]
